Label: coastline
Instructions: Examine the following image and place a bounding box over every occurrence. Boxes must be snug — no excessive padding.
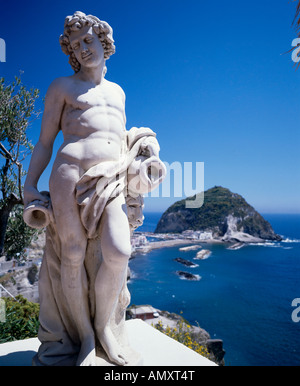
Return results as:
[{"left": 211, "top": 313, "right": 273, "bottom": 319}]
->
[
  {"left": 132, "top": 236, "right": 204, "bottom": 253},
  {"left": 1, "top": 229, "right": 277, "bottom": 303},
  {"left": 131, "top": 231, "right": 266, "bottom": 254},
  {"left": 126, "top": 215, "right": 300, "bottom": 366}
]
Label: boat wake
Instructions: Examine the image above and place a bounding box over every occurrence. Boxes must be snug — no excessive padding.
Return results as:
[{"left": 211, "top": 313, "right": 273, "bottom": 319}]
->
[{"left": 281, "top": 237, "right": 300, "bottom": 243}]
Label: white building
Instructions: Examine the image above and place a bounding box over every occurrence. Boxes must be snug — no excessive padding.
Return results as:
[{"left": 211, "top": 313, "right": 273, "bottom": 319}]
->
[
  {"left": 182, "top": 230, "right": 213, "bottom": 240},
  {"left": 131, "top": 234, "right": 148, "bottom": 250}
]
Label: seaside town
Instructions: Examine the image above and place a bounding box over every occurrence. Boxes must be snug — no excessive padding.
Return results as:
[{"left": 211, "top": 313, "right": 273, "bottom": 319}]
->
[
  {"left": 0, "top": 219, "right": 269, "bottom": 290},
  {"left": 131, "top": 230, "right": 214, "bottom": 253},
  {"left": 0, "top": 228, "right": 217, "bottom": 302}
]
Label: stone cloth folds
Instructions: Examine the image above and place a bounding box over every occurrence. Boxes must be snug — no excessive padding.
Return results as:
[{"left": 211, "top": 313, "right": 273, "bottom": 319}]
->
[
  {"left": 75, "top": 126, "right": 163, "bottom": 236},
  {"left": 23, "top": 127, "right": 164, "bottom": 366}
]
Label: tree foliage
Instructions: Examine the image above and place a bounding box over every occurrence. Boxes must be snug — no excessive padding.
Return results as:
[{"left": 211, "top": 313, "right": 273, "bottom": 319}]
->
[{"left": 0, "top": 75, "right": 41, "bottom": 257}]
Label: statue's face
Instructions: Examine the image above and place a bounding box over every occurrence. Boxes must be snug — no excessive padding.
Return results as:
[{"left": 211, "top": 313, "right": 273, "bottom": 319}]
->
[{"left": 69, "top": 25, "right": 105, "bottom": 70}]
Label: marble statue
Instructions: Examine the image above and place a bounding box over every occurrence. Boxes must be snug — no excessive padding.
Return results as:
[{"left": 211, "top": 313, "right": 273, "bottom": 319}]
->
[{"left": 23, "top": 11, "right": 166, "bottom": 366}]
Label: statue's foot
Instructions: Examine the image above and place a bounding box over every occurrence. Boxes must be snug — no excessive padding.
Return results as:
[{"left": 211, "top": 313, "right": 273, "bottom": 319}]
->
[
  {"left": 77, "top": 338, "right": 96, "bottom": 366},
  {"left": 99, "top": 326, "right": 128, "bottom": 366}
]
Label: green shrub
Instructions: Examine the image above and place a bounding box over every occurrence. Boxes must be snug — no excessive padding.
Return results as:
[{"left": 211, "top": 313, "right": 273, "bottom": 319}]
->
[
  {"left": 153, "top": 318, "right": 209, "bottom": 358},
  {"left": 0, "top": 294, "right": 39, "bottom": 342}
]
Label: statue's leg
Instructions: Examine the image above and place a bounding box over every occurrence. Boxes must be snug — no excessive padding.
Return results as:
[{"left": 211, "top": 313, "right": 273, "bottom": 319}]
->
[
  {"left": 94, "top": 193, "right": 131, "bottom": 366},
  {"left": 50, "top": 164, "right": 96, "bottom": 366}
]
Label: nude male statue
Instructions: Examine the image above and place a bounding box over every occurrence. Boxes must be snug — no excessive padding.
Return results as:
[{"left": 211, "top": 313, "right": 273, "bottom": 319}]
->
[{"left": 24, "top": 12, "right": 164, "bottom": 366}]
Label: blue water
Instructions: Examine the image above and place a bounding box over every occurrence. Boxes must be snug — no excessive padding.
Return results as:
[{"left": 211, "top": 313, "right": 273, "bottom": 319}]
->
[{"left": 128, "top": 213, "right": 300, "bottom": 366}]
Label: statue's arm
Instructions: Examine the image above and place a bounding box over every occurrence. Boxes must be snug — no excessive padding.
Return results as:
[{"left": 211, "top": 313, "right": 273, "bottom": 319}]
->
[{"left": 24, "top": 78, "right": 66, "bottom": 206}]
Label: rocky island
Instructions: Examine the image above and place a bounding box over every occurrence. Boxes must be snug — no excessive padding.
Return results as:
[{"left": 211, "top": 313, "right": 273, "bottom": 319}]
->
[
  {"left": 155, "top": 186, "right": 281, "bottom": 243},
  {"left": 174, "top": 257, "right": 198, "bottom": 268}
]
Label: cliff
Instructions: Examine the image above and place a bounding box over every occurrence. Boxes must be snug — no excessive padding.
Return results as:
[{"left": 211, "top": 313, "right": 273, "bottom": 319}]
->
[{"left": 155, "top": 186, "right": 281, "bottom": 242}]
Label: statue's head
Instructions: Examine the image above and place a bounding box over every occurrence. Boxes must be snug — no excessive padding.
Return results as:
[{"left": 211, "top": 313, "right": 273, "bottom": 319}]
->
[{"left": 59, "top": 11, "right": 115, "bottom": 73}]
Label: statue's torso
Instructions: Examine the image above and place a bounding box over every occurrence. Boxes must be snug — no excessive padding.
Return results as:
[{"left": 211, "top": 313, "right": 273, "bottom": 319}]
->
[{"left": 57, "top": 78, "right": 127, "bottom": 171}]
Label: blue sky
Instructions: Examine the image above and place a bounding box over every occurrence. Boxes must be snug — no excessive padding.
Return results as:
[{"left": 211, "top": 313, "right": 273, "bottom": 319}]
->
[{"left": 1, "top": 0, "right": 300, "bottom": 213}]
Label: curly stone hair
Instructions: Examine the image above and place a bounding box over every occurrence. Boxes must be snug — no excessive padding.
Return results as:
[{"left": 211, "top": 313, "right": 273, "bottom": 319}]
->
[{"left": 59, "top": 11, "right": 116, "bottom": 73}]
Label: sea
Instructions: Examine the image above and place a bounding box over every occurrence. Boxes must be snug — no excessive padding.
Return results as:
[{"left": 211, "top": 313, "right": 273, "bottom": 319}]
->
[{"left": 127, "top": 213, "right": 300, "bottom": 366}]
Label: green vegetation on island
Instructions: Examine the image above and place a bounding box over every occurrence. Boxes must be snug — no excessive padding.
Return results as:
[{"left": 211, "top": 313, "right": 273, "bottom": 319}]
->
[{"left": 155, "top": 186, "right": 281, "bottom": 241}]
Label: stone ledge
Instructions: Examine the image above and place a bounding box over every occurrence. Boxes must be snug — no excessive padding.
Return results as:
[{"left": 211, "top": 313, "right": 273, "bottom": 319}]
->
[{"left": 0, "top": 319, "right": 217, "bottom": 366}]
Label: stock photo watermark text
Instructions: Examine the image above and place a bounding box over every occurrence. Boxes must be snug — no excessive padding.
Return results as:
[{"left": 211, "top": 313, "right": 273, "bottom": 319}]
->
[
  {"left": 103, "top": 369, "right": 196, "bottom": 383},
  {"left": 0, "top": 38, "right": 6, "bottom": 62},
  {"left": 0, "top": 298, "right": 5, "bottom": 323},
  {"left": 143, "top": 161, "right": 205, "bottom": 209},
  {"left": 291, "top": 298, "right": 300, "bottom": 323}
]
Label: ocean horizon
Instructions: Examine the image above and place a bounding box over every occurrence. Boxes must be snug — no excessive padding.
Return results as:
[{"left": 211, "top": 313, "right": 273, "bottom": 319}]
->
[{"left": 128, "top": 212, "right": 300, "bottom": 366}]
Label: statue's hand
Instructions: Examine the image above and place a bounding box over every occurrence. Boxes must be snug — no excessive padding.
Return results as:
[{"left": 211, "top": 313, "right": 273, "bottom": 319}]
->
[{"left": 24, "top": 185, "right": 49, "bottom": 208}]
